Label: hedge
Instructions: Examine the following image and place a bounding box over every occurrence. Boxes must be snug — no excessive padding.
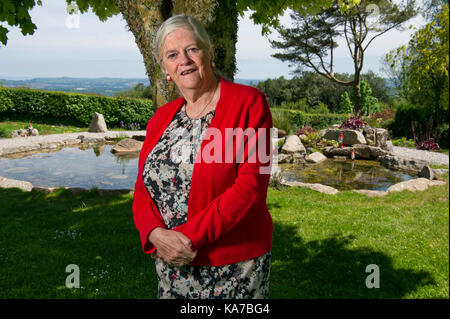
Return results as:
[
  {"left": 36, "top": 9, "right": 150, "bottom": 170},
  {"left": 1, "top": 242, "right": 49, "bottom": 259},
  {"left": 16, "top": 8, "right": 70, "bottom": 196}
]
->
[
  {"left": 0, "top": 87, "right": 155, "bottom": 128},
  {"left": 272, "top": 108, "right": 350, "bottom": 130}
]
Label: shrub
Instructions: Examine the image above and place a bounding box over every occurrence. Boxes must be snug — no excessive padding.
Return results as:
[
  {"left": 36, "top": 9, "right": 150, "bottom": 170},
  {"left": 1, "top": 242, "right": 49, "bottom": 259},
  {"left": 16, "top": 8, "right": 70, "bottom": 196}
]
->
[
  {"left": 339, "top": 117, "right": 367, "bottom": 130},
  {"left": 271, "top": 108, "right": 293, "bottom": 135},
  {"left": 296, "top": 126, "right": 317, "bottom": 136},
  {"left": 339, "top": 91, "right": 353, "bottom": 114},
  {"left": 0, "top": 87, "right": 155, "bottom": 128},
  {"left": 417, "top": 139, "right": 441, "bottom": 152}
]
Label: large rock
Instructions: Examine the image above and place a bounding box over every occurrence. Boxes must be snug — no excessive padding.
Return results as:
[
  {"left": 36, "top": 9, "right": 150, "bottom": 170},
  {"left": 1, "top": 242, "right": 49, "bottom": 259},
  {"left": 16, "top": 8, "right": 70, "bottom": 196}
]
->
[
  {"left": 281, "top": 135, "right": 306, "bottom": 154},
  {"left": 323, "top": 129, "right": 366, "bottom": 146},
  {"left": 323, "top": 144, "right": 389, "bottom": 160},
  {"left": 365, "top": 127, "right": 389, "bottom": 149},
  {"left": 387, "top": 178, "right": 446, "bottom": 193},
  {"left": 281, "top": 180, "right": 339, "bottom": 194},
  {"left": 305, "top": 152, "right": 327, "bottom": 163},
  {"left": 111, "top": 138, "right": 143, "bottom": 153},
  {"left": 0, "top": 176, "right": 33, "bottom": 192},
  {"left": 379, "top": 154, "right": 428, "bottom": 173},
  {"left": 88, "top": 112, "right": 108, "bottom": 133}
]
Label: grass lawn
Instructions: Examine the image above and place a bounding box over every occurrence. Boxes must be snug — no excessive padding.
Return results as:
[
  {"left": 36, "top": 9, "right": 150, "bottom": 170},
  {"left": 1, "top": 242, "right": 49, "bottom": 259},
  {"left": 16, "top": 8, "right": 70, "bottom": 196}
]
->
[
  {"left": 0, "top": 176, "right": 448, "bottom": 299},
  {"left": 0, "top": 120, "right": 88, "bottom": 138}
]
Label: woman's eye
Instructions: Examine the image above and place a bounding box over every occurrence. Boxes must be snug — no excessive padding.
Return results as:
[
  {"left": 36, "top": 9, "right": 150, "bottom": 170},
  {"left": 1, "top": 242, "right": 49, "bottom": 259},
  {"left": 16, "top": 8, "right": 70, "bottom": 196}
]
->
[
  {"left": 167, "top": 53, "right": 177, "bottom": 60},
  {"left": 188, "top": 47, "right": 198, "bottom": 53}
]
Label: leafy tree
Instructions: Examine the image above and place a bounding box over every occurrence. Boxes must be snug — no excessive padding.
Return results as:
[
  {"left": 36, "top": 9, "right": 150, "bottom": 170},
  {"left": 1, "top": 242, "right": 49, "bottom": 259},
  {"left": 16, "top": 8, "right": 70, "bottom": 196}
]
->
[
  {"left": 385, "top": 3, "right": 448, "bottom": 145},
  {"left": 340, "top": 91, "right": 354, "bottom": 113},
  {"left": 350, "top": 78, "right": 379, "bottom": 115},
  {"left": 270, "top": 0, "right": 416, "bottom": 118},
  {"left": 0, "top": 0, "right": 375, "bottom": 108}
]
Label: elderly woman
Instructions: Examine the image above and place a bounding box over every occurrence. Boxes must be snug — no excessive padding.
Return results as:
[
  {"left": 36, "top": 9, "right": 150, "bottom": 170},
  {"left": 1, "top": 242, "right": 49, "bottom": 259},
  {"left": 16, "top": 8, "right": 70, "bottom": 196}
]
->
[{"left": 132, "top": 14, "right": 274, "bottom": 299}]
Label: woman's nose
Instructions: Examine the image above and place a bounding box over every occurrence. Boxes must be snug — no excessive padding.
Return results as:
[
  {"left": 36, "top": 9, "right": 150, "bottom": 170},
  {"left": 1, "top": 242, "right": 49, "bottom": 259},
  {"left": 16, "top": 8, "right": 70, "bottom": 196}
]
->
[{"left": 179, "top": 50, "right": 192, "bottom": 64}]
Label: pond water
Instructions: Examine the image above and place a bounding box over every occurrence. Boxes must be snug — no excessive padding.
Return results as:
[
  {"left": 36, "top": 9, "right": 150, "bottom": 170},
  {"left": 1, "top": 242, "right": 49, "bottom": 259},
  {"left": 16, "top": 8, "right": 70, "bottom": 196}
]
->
[
  {"left": 280, "top": 159, "right": 416, "bottom": 191},
  {"left": 0, "top": 144, "right": 139, "bottom": 189},
  {"left": 0, "top": 145, "right": 416, "bottom": 191}
]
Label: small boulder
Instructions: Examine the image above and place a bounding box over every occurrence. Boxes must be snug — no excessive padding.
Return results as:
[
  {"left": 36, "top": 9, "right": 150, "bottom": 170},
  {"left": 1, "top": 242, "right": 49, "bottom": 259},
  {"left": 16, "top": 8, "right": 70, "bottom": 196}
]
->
[
  {"left": 88, "top": 112, "right": 108, "bottom": 133},
  {"left": 305, "top": 152, "right": 327, "bottom": 163},
  {"left": 111, "top": 138, "right": 143, "bottom": 153},
  {"left": 281, "top": 135, "right": 306, "bottom": 154},
  {"left": 323, "top": 129, "right": 366, "bottom": 146}
]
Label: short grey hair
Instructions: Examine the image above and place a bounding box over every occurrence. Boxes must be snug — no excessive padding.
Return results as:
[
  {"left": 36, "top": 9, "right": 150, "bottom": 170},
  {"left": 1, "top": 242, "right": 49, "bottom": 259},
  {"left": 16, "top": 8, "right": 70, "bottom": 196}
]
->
[{"left": 154, "top": 14, "right": 213, "bottom": 66}]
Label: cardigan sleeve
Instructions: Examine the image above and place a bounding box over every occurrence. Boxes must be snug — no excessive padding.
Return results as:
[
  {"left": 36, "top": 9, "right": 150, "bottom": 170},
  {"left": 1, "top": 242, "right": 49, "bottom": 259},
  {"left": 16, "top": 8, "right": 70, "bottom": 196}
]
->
[
  {"left": 132, "top": 114, "right": 167, "bottom": 254},
  {"left": 173, "top": 91, "right": 273, "bottom": 250}
]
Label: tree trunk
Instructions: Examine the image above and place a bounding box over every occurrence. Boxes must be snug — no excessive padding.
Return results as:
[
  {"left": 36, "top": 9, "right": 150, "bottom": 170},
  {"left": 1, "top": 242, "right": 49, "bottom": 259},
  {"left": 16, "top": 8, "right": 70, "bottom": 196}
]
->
[
  {"left": 353, "top": 81, "right": 362, "bottom": 118},
  {"left": 114, "top": 0, "right": 237, "bottom": 109}
]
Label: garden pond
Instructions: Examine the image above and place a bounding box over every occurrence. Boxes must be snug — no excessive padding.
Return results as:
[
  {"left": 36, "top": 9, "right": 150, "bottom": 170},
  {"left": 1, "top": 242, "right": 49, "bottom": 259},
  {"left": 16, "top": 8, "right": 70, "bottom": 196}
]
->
[{"left": 0, "top": 144, "right": 416, "bottom": 191}]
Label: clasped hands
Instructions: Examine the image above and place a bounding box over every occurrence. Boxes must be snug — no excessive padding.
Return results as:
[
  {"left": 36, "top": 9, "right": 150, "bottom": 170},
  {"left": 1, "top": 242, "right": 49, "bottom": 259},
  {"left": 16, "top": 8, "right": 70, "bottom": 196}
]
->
[{"left": 148, "top": 227, "right": 198, "bottom": 267}]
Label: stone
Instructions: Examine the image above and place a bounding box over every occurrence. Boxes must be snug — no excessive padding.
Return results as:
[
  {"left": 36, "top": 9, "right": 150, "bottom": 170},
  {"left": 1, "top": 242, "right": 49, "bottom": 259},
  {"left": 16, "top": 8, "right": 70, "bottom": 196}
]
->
[
  {"left": 0, "top": 176, "right": 33, "bottom": 192},
  {"left": 419, "top": 165, "right": 434, "bottom": 180},
  {"left": 333, "top": 156, "right": 348, "bottom": 161},
  {"left": 292, "top": 153, "right": 306, "bottom": 164},
  {"left": 277, "top": 153, "right": 293, "bottom": 164},
  {"left": 305, "top": 152, "right": 327, "bottom": 163},
  {"left": 110, "top": 138, "right": 144, "bottom": 153},
  {"left": 281, "top": 180, "right": 339, "bottom": 195},
  {"left": 63, "top": 139, "right": 81, "bottom": 146},
  {"left": 88, "top": 112, "right": 108, "bottom": 133},
  {"left": 379, "top": 154, "right": 428, "bottom": 173},
  {"left": 78, "top": 136, "right": 106, "bottom": 144},
  {"left": 281, "top": 135, "right": 306, "bottom": 154},
  {"left": 324, "top": 144, "right": 388, "bottom": 160},
  {"left": 386, "top": 178, "right": 439, "bottom": 193},
  {"left": 433, "top": 168, "right": 449, "bottom": 176},
  {"left": 385, "top": 140, "right": 394, "bottom": 153},
  {"left": 322, "top": 129, "right": 366, "bottom": 146}
]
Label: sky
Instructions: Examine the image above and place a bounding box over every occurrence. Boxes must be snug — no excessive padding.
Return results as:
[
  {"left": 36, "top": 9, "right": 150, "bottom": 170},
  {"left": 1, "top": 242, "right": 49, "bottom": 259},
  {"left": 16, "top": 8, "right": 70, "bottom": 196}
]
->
[{"left": 0, "top": 0, "right": 426, "bottom": 81}]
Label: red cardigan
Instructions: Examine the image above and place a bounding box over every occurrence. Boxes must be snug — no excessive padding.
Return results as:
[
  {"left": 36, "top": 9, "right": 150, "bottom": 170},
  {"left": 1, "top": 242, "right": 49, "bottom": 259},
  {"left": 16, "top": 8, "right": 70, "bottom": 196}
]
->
[{"left": 132, "top": 78, "right": 274, "bottom": 266}]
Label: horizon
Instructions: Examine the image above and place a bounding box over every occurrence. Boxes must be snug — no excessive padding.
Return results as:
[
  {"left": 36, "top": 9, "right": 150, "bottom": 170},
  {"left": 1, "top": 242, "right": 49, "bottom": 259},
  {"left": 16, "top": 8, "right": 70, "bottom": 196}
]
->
[{"left": 0, "top": 1, "right": 426, "bottom": 80}]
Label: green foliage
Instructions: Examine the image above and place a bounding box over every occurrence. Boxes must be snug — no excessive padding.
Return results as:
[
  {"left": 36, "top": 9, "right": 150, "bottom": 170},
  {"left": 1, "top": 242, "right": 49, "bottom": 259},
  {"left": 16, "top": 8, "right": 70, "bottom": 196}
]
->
[
  {"left": 270, "top": 0, "right": 416, "bottom": 117},
  {"left": 0, "top": 87, "right": 154, "bottom": 128},
  {"left": 392, "top": 137, "right": 416, "bottom": 148},
  {"left": 388, "top": 102, "right": 433, "bottom": 139},
  {"left": 0, "top": 87, "right": 14, "bottom": 113},
  {"left": 385, "top": 4, "right": 449, "bottom": 139},
  {"left": 0, "top": 126, "right": 7, "bottom": 138},
  {"left": 339, "top": 91, "right": 354, "bottom": 114},
  {"left": 114, "top": 83, "right": 152, "bottom": 100},
  {"left": 271, "top": 108, "right": 293, "bottom": 135},
  {"left": 350, "top": 79, "right": 379, "bottom": 115},
  {"left": 275, "top": 108, "right": 348, "bottom": 130}
]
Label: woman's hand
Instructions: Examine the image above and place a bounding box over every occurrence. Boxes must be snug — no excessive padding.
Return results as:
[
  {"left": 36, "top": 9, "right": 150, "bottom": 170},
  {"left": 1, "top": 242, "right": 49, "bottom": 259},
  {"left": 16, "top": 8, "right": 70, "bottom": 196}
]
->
[{"left": 148, "top": 227, "right": 197, "bottom": 266}]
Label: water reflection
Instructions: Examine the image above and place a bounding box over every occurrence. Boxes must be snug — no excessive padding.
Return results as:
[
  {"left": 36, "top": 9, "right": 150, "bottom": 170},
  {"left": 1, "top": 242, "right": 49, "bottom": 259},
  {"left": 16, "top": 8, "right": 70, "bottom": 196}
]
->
[
  {"left": 281, "top": 159, "right": 416, "bottom": 191},
  {"left": 0, "top": 144, "right": 140, "bottom": 189}
]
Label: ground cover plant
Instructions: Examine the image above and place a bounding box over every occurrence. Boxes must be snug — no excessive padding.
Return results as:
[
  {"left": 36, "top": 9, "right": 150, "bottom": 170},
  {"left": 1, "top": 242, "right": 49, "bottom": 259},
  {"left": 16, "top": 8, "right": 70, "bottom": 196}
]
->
[{"left": 0, "top": 177, "right": 448, "bottom": 299}]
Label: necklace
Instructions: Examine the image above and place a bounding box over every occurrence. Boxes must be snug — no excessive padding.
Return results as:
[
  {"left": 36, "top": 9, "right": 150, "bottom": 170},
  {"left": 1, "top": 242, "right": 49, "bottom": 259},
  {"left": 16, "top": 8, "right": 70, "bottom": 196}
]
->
[{"left": 186, "top": 80, "right": 219, "bottom": 120}]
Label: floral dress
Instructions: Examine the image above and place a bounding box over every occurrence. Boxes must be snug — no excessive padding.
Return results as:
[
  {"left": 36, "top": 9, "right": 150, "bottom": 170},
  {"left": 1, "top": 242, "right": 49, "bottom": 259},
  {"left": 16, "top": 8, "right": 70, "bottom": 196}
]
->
[{"left": 142, "top": 103, "right": 271, "bottom": 299}]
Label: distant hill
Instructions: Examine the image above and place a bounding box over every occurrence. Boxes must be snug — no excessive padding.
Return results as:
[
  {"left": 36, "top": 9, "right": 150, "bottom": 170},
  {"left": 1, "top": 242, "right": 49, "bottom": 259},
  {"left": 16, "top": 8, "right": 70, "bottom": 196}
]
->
[
  {"left": 0, "top": 77, "right": 151, "bottom": 97},
  {"left": 0, "top": 77, "right": 264, "bottom": 96}
]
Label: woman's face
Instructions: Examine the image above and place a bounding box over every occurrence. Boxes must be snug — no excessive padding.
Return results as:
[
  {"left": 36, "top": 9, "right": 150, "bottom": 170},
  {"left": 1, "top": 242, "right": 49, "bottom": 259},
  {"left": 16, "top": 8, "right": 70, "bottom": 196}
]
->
[{"left": 161, "top": 27, "right": 213, "bottom": 92}]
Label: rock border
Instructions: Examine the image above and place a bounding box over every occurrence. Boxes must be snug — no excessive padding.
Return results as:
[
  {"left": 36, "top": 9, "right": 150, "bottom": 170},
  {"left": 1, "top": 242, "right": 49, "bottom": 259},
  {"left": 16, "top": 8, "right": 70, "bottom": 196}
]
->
[
  {"left": 0, "top": 131, "right": 145, "bottom": 195},
  {"left": 0, "top": 131, "right": 448, "bottom": 197}
]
